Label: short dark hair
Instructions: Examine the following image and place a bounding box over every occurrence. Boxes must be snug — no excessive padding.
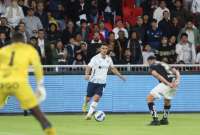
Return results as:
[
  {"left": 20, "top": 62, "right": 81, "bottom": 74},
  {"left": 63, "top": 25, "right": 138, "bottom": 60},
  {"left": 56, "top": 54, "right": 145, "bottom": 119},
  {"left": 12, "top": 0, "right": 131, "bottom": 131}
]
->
[
  {"left": 100, "top": 42, "right": 108, "bottom": 47},
  {"left": 11, "top": 32, "right": 25, "bottom": 42},
  {"left": 180, "top": 33, "right": 188, "bottom": 38},
  {"left": 151, "top": 19, "right": 157, "bottom": 23},
  {"left": 147, "top": 56, "right": 156, "bottom": 61}
]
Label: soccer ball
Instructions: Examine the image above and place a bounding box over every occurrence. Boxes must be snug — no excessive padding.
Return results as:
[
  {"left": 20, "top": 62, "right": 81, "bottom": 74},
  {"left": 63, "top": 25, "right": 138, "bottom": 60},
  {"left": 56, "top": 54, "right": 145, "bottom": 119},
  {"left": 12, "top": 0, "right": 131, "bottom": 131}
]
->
[{"left": 94, "top": 111, "right": 106, "bottom": 122}]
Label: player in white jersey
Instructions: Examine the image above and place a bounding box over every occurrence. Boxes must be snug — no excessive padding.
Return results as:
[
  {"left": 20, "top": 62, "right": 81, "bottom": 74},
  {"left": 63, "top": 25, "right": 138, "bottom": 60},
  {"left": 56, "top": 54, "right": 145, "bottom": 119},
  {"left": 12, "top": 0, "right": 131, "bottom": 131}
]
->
[{"left": 82, "top": 43, "right": 126, "bottom": 120}]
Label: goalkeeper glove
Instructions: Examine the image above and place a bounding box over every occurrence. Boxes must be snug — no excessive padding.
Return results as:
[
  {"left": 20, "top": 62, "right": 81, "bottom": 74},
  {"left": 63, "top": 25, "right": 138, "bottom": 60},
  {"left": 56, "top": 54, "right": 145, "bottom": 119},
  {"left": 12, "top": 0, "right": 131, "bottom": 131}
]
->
[{"left": 35, "top": 79, "right": 46, "bottom": 103}]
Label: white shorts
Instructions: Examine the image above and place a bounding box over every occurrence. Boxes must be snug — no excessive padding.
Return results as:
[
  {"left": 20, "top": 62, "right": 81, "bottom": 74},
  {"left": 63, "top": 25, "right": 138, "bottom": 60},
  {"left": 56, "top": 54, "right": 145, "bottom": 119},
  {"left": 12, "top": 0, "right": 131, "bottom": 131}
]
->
[{"left": 150, "top": 83, "right": 176, "bottom": 100}]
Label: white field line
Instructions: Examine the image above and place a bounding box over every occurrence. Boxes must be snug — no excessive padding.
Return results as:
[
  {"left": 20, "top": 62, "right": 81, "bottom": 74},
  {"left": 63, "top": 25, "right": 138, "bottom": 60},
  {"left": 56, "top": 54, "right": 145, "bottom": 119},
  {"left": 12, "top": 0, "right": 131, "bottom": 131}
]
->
[{"left": 0, "top": 132, "right": 25, "bottom": 135}]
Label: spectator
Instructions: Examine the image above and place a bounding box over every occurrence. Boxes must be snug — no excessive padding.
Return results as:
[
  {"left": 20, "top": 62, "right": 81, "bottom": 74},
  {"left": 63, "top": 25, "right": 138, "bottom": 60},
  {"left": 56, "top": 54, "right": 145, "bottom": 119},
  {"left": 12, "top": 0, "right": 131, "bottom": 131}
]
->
[
  {"left": 176, "top": 33, "right": 196, "bottom": 64},
  {"left": 191, "top": 0, "right": 200, "bottom": 30},
  {"left": 66, "top": 37, "right": 80, "bottom": 65},
  {"left": 102, "top": 0, "right": 114, "bottom": 23},
  {"left": 16, "top": 22, "right": 30, "bottom": 43},
  {"left": 47, "top": 11, "right": 58, "bottom": 27},
  {"left": 131, "top": 16, "right": 146, "bottom": 42},
  {"left": 156, "top": 36, "right": 171, "bottom": 63},
  {"left": 168, "top": 35, "right": 177, "bottom": 64},
  {"left": 127, "top": 31, "right": 143, "bottom": 64},
  {"left": 54, "top": 3, "right": 66, "bottom": 30},
  {"left": 0, "top": 32, "right": 9, "bottom": 48},
  {"left": 99, "top": 21, "right": 110, "bottom": 41},
  {"left": 47, "top": 23, "right": 61, "bottom": 42},
  {"left": 73, "top": 53, "right": 86, "bottom": 65},
  {"left": 76, "top": 19, "right": 90, "bottom": 42},
  {"left": 29, "top": 36, "right": 42, "bottom": 58},
  {"left": 4, "top": 0, "right": 24, "bottom": 28},
  {"left": 170, "top": 16, "right": 182, "bottom": 37},
  {"left": 116, "top": 30, "right": 128, "bottom": 60},
  {"left": 107, "top": 32, "right": 120, "bottom": 64},
  {"left": 141, "top": 0, "right": 159, "bottom": 18},
  {"left": 24, "top": 8, "right": 43, "bottom": 37},
  {"left": 178, "top": 20, "right": 200, "bottom": 48},
  {"left": 153, "top": 0, "right": 170, "bottom": 22},
  {"left": 78, "top": 0, "right": 89, "bottom": 21},
  {"left": 87, "top": 32, "right": 102, "bottom": 62},
  {"left": 113, "top": 19, "right": 129, "bottom": 39},
  {"left": 184, "top": 0, "right": 193, "bottom": 10},
  {"left": 88, "top": 24, "right": 104, "bottom": 41},
  {"left": 61, "top": 20, "right": 76, "bottom": 45},
  {"left": 18, "top": 0, "right": 29, "bottom": 16},
  {"left": 64, "top": 0, "right": 79, "bottom": 22},
  {"left": 124, "top": 21, "right": 131, "bottom": 36},
  {"left": 76, "top": 41, "right": 87, "bottom": 62},
  {"left": 158, "top": 10, "right": 171, "bottom": 37},
  {"left": 195, "top": 46, "right": 200, "bottom": 64},
  {"left": 35, "top": 2, "right": 49, "bottom": 30},
  {"left": 49, "top": 42, "right": 58, "bottom": 65},
  {"left": 142, "top": 43, "right": 155, "bottom": 65},
  {"left": 120, "top": 48, "right": 133, "bottom": 64},
  {"left": 28, "top": 0, "right": 37, "bottom": 13},
  {"left": 89, "top": 0, "right": 98, "bottom": 24},
  {"left": 171, "top": 0, "right": 191, "bottom": 28},
  {"left": 145, "top": 19, "right": 163, "bottom": 50},
  {"left": 0, "top": 0, "right": 6, "bottom": 16},
  {"left": 74, "top": 32, "right": 83, "bottom": 47},
  {"left": 0, "top": 17, "right": 11, "bottom": 40},
  {"left": 56, "top": 40, "right": 68, "bottom": 65},
  {"left": 37, "top": 29, "right": 50, "bottom": 64},
  {"left": 142, "top": 14, "right": 150, "bottom": 31}
]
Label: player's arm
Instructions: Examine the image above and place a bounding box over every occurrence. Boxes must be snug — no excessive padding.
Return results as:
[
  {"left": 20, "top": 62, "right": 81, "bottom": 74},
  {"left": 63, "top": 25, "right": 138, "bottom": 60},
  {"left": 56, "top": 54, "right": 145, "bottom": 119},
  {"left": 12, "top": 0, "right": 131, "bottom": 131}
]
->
[
  {"left": 150, "top": 70, "right": 173, "bottom": 88},
  {"left": 85, "top": 57, "right": 95, "bottom": 80},
  {"left": 171, "top": 68, "right": 180, "bottom": 85},
  {"left": 110, "top": 66, "right": 126, "bottom": 81},
  {"left": 30, "top": 48, "right": 46, "bottom": 103},
  {"left": 85, "top": 65, "right": 92, "bottom": 80}
]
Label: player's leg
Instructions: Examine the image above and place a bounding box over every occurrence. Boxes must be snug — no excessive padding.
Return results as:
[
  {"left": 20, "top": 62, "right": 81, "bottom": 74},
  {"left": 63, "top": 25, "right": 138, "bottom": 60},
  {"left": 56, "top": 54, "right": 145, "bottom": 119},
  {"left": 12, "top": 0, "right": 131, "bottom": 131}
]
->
[
  {"left": 160, "top": 99, "right": 171, "bottom": 125},
  {"left": 85, "top": 83, "right": 104, "bottom": 120},
  {"left": 85, "top": 94, "right": 100, "bottom": 119},
  {"left": 147, "top": 94, "right": 159, "bottom": 125},
  {"left": 30, "top": 106, "right": 56, "bottom": 135},
  {"left": 82, "top": 96, "right": 91, "bottom": 113},
  {"left": 82, "top": 82, "right": 94, "bottom": 112},
  {"left": 15, "top": 84, "right": 56, "bottom": 135},
  {"left": 147, "top": 83, "right": 165, "bottom": 125}
]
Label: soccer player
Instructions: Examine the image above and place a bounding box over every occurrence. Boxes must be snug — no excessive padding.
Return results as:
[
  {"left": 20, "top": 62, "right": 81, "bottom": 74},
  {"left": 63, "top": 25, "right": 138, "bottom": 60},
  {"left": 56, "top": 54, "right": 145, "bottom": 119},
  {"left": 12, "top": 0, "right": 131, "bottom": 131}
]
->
[
  {"left": 0, "top": 32, "right": 56, "bottom": 135},
  {"left": 82, "top": 43, "right": 126, "bottom": 120},
  {"left": 146, "top": 56, "right": 180, "bottom": 125}
]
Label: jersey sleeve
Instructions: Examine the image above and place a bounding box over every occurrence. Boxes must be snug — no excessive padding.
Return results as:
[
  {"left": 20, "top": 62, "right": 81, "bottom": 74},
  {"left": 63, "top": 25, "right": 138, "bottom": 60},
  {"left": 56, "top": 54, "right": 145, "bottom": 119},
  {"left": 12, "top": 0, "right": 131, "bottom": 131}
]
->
[
  {"left": 88, "top": 57, "right": 96, "bottom": 67},
  {"left": 109, "top": 57, "right": 114, "bottom": 68},
  {"left": 30, "top": 47, "right": 44, "bottom": 83},
  {"left": 149, "top": 65, "right": 157, "bottom": 72}
]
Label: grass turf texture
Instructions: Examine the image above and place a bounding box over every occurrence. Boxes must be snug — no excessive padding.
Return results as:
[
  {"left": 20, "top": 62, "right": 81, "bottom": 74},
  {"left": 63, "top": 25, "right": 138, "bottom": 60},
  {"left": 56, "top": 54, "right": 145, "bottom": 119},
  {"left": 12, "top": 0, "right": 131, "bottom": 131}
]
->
[{"left": 0, "top": 114, "right": 199, "bottom": 135}]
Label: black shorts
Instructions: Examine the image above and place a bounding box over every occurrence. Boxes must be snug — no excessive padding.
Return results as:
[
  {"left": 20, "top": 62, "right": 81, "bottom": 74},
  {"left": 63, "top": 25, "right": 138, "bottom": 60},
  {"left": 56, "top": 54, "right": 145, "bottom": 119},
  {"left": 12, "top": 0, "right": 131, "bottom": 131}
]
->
[{"left": 86, "top": 82, "right": 106, "bottom": 97}]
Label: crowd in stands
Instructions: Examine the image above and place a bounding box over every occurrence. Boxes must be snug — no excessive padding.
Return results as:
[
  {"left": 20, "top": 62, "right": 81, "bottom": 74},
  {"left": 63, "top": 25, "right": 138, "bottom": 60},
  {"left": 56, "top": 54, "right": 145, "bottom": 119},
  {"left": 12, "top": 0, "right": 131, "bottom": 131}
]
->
[{"left": 1, "top": 0, "right": 200, "bottom": 65}]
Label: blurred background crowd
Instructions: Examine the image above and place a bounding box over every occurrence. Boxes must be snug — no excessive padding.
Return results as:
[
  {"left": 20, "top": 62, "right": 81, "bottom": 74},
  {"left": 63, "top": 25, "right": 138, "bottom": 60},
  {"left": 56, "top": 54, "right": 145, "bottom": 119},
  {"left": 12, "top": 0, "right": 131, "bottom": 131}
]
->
[{"left": 0, "top": 0, "right": 200, "bottom": 65}]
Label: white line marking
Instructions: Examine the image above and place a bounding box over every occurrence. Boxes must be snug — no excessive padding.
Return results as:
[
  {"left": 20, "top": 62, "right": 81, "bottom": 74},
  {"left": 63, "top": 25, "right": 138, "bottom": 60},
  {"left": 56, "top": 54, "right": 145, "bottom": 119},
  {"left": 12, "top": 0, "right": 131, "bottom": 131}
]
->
[{"left": 0, "top": 132, "right": 25, "bottom": 135}]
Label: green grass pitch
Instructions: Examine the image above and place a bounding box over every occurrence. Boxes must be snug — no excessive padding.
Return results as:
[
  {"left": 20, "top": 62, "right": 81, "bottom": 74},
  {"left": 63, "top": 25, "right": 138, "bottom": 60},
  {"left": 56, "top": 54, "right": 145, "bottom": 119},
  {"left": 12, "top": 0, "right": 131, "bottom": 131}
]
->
[{"left": 0, "top": 114, "right": 199, "bottom": 135}]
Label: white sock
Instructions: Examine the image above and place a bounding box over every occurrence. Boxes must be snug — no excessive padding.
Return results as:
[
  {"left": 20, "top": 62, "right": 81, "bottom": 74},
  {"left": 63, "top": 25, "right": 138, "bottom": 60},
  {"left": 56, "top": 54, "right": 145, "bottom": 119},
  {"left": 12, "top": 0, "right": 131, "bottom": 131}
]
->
[{"left": 87, "top": 101, "right": 98, "bottom": 117}]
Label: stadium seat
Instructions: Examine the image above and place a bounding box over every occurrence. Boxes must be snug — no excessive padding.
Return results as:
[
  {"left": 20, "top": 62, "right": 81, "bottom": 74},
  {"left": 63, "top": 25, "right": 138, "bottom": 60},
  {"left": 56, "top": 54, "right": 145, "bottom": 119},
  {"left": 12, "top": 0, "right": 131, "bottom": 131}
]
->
[
  {"left": 132, "top": 7, "right": 143, "bottom": 17},
  {"left": 123, "top": 0, "right": 135, "bottom": 8}
]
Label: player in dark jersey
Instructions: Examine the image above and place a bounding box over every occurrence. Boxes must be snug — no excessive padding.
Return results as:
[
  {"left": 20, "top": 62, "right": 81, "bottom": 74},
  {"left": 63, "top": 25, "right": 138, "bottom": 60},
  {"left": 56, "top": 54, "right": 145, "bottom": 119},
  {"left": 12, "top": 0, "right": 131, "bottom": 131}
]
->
[{"left": 146, "top": 56, "right": 180, "bottom": 125}]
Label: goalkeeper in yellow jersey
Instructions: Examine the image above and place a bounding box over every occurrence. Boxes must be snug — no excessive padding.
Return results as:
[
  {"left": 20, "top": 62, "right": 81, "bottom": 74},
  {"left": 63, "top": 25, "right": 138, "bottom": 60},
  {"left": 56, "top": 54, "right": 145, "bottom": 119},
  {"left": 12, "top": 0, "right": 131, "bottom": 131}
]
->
[{"left": 0, "top": 32, "right": 56, "bottom": 135}]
